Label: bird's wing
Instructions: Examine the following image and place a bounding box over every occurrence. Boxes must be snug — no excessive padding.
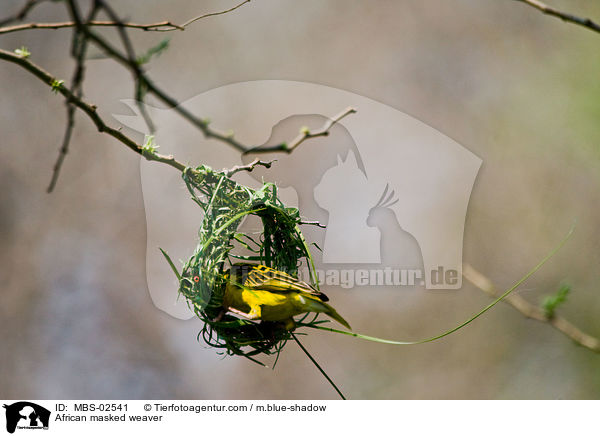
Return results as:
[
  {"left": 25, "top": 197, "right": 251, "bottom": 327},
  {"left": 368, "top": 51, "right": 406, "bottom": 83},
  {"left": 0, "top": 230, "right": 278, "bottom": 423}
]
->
[{"left": 240, "top": 264, "right": 329, "bottom": 301}]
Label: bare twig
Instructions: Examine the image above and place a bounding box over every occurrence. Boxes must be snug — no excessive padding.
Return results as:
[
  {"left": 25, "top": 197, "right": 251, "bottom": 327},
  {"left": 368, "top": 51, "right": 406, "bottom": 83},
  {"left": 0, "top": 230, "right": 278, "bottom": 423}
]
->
[
  {"left": 299, "top": 220, "right": 326, "bottom": 228},
  {"left": 223, "top": 158, "right": 276, "bottom": 177},
  {"left": 61, "top": 15, "right": 262, "bottom": 152},
  {"left": 47, "top": 102, "right": 77, "bottom": 193},
  {"left": 57, "top": 1, "right": 269, "bottom": 155},
  {"left": 515, "top": 0, "right": 600, "bottom": 35},
  {"left": 0, "top": 20, "right": 182, "bottom": 35},
  {"left": 0, "top": 45, "right": 348, "bottom": 180},
  {"left": 292, "top": 332, "right": 346, "bottom": 400},
  {"left": 244, "top": 107, "right": 358, "bottom": 155},
  {"left": 0, "top": 0, "right": 251, "bottom": 35},
  {"left": 52, "top": 11, "right": 357, "bottom": 156},
  {"left": 89, "top": 0, "right": 155, "bottom": 133},
  {"left": 463, "top": 263, "right": 600, "bottom": 353},
  {"left": 179, "top": 0, "right": 251, "bottom": 29},
  {"left": 47, "top": 3, "right": 100, "bottom": 193},
  {"left": 0, "top": 0, "right": 46, "bottom": 27},
  {"left": 0, "top": 48, "right": 186, "bottom": 172},
  {"left": 1, "top": 0, "right": 355, "bottom": 191}
]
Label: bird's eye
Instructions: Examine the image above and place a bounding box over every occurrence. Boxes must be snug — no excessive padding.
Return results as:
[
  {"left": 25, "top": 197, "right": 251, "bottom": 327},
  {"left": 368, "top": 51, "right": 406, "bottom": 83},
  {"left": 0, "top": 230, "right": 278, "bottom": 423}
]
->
[{"left": 193, "top": 276, "right": 200, "bottom": 283}]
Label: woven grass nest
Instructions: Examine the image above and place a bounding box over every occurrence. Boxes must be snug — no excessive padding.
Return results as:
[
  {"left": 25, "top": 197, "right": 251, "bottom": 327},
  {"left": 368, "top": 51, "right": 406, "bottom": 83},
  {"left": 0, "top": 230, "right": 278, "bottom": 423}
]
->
[{"left": 161, "top": 165, "right": 324, "bottom": 364}]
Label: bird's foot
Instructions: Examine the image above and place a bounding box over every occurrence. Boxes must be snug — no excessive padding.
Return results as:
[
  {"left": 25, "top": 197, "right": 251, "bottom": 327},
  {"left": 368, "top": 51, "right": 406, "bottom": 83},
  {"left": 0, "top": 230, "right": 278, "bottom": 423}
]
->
[{"left": 282, "top": 318, "right": 296, "bottom": 331}]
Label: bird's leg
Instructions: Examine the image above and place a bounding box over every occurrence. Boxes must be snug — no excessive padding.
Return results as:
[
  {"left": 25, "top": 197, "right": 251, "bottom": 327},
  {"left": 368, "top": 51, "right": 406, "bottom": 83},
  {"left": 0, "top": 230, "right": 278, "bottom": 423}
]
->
[
  {"left": 227, "top": 306, "right": 261, "bottom": 320},
  {"left": 282, "top": 318, "right": 296, "bottom": 331}
]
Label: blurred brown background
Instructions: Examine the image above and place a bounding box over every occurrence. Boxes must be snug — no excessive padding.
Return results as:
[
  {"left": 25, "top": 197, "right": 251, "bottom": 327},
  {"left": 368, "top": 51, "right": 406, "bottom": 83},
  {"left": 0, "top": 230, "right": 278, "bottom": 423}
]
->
[{"left": 1, "top": 0, "right": 599, "bottom": 399}]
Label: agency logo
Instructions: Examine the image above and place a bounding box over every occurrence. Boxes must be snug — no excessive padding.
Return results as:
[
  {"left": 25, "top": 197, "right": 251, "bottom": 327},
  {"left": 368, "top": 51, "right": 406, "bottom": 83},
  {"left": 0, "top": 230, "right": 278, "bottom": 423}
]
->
[
  {"left": 2, "top": 402, "right": 50, "bottom": 434},
  {"left": 114, "top": 80, "right": 481, "bottom": 319}
]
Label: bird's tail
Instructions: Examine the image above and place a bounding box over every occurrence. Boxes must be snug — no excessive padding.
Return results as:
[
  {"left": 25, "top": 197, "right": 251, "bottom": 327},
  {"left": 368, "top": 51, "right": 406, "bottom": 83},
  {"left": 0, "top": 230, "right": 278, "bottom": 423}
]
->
[{"left": 306, "top": 297, "right": 351, "bottom": 330}]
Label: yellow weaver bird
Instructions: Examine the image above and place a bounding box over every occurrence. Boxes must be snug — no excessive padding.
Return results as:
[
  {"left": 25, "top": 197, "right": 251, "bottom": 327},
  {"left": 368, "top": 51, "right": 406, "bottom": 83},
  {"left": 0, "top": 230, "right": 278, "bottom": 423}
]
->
[{"left": 221, "top": 263, "right": 351, "bottom": 330}]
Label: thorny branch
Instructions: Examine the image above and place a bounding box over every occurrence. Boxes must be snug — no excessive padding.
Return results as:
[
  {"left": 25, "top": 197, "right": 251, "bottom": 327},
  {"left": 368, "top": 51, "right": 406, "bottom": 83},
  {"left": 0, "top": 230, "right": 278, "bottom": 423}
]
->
[
  {"left": 298, "top": 220, "right": 327, "bottom": 228},
  {"left": 0, "top": 48, "right": 187, "bottom": 172},
  {"left": 0, "top": 46, "right": 351, "bottom": 179},
  {"left": 0, "top": 20, "right": 183, "bottom": 35},
  {"left": 1, "top": 0, "right": 354, "bottom": 189},
  {"left": 1, "top": 0, "right": 599, "bottom": 356},
  {"left": 0, "top": 0, "right": 46, "bottom": 27},
  {"left": 47, "top": 3, "right": 101, "bottom": 193},
  {"left": 515, "top": 0, "right": 600, "bottom": 35},
  {"left": 178, "top": 0, "right": 251, "bottom": 29},
  {"left": 85, "top": 0, "right": 156, "bottom": 134},
  {"left": 3, "top": 1, "right": 598, "bottom": 36},
  {"left": 1, "top": 0, "right": 592, "bottom": 188},
  {"left": 223, "top": 159, "right": 277, "bottom": 177},
  {"left": 244, "top": 107, "right": 357, "bottom": 154},
  {"left": 463, "top": 263, "right": 600, "bottom": 353},
  {"left": 0, "top": 0, "right": 250, "bottom": 34},
  {"left": 60, "top": 0, "right": 354, "bottom": 157}
]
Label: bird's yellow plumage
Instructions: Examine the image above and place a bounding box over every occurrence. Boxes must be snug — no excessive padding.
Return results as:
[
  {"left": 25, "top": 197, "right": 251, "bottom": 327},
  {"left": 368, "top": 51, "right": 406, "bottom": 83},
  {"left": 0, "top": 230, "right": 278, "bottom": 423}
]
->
[{"left": 222, "top": 264, "right": 351, "bottom": 330}]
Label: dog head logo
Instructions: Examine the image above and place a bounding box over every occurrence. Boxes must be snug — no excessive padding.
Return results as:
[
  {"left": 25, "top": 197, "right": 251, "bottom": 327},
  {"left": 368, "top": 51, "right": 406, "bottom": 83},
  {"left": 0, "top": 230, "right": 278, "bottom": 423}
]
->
[
  {"left": 114, "top": 80, "right": 481, "bottom": 319},
  {"left": 3, "top": 402, "right": 50, "bottom": 433}
]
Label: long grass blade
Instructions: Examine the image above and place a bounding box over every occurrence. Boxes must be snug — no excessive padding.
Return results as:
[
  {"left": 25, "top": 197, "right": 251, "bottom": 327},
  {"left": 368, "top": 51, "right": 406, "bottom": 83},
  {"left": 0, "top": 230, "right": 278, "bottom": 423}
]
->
[
  {"left": 292, "top": 333, "right": 346, "bottom": 400},
  {"left": 159, "top": 247, "right": 181, "bottom": 281},
  {"left": 300, "top": 224, "right": 575, "bottom": 345}
]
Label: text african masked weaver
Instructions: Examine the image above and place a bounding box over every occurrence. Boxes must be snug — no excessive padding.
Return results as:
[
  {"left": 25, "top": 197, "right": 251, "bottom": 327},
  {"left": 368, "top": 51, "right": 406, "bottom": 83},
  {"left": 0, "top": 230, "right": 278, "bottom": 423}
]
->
[{"left": 217, "top": 263, "right": 351, "bottom": 331}]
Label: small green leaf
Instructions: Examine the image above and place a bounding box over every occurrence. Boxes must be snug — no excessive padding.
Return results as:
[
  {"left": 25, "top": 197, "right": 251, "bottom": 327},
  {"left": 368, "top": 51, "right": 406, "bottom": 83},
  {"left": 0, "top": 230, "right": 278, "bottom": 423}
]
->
[
  {"left": 141, "top": 135, "right": 159, "bottom": 159},
  {"left": 51, "top": 79, "right": 64, "bottom": 94},
  {"left": 15, "top": 46, "right": 31, "bottom": 58},
  {"left": 541, "top": 283, "right": 571, "bottom": 318},
  {"left": 159, "top": 248, "right": 181, "bottom": 281}
]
